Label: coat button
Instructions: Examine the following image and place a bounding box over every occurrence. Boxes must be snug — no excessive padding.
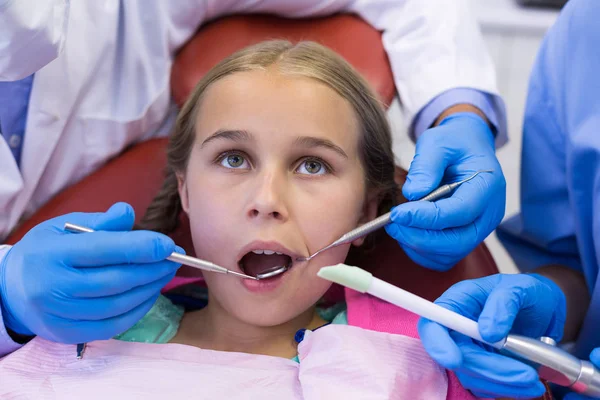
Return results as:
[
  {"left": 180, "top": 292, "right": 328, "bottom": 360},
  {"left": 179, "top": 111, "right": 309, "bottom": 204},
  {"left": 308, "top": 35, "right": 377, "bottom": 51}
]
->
[{"left": 8, "top": 134, "right": 21, "bottom": 149}]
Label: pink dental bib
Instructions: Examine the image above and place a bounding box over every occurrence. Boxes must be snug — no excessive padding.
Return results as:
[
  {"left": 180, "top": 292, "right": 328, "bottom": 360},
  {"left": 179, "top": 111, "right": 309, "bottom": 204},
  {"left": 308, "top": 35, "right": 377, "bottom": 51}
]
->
[{"left": 1, "top": 324, "right": 450, "bottom": 399}]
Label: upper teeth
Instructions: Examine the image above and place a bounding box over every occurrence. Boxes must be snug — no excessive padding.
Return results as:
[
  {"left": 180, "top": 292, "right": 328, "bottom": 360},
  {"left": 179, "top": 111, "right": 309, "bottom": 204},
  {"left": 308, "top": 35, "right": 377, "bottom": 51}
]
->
[{"left": 252, "top": 250, "right": 283, "bottom": 255}]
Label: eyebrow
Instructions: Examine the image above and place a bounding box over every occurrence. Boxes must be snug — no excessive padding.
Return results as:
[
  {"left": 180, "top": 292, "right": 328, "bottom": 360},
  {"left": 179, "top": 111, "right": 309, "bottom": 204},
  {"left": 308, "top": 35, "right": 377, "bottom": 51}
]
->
[
  {"left": 200, "top": 129, "right": 348, "bottom": 159},
  {"left": 294, "top": 136, "right": 348, "bottom": 159},
  {"left": 200, "top": 129, "right": 253, "bottom": 148}
]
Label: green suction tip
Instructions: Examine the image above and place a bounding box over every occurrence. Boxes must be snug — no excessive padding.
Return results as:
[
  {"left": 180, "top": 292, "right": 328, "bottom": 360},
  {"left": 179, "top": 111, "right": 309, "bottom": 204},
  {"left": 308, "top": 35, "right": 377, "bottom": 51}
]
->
[{"left": 317, "top": 263, "right": 373, "bottom": 293}]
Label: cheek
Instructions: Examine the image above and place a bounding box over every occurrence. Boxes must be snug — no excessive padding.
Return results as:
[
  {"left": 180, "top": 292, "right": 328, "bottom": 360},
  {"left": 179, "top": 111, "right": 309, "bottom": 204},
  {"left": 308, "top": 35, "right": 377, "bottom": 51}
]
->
[
  {"left": 297, "top": 178, "right": 366, "bottom": 249},
  {"left": 183, "top": 174, "right": 237, "bottom": 264}
]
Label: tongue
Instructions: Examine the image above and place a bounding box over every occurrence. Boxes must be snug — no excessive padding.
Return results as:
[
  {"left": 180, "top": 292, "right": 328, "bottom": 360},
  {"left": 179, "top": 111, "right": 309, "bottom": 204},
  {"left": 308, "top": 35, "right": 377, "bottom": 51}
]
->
[{"left": 240, "top": 253, "right": 290, "bottom": 277}]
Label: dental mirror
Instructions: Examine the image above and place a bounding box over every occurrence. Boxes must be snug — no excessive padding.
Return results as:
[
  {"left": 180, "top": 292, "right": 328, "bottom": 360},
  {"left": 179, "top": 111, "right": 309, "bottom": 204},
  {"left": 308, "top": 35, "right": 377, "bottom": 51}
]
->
[{"left": 255, "top": 265, "right": 288, "bottom": 280}]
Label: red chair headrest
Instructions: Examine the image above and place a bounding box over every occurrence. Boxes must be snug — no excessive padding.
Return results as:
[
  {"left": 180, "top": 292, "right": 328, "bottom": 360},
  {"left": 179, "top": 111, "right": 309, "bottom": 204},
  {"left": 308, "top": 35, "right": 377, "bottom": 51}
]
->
[
  {"left": 6, "top": 14, "right": 498, "bottom": 302},
  {"left": 171, "top": 14, "right": 396, "bottom": 108}
]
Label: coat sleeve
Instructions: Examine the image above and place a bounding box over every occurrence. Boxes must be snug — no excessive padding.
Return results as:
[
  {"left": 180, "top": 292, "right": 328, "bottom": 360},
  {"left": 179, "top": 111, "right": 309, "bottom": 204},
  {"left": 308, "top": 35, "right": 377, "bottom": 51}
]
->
[
  {"left": 177, "top": 0, "right": 505, "bottom": 142},
  {"left": 0, "top": 0, "right": 70, "bottom": 80}
]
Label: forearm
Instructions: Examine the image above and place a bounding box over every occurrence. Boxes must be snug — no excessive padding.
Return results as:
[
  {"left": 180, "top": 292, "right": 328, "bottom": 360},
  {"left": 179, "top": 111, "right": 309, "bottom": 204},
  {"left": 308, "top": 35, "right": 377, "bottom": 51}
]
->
[{"left": 533, "top": 264, "right": 590, "bottom": 342}]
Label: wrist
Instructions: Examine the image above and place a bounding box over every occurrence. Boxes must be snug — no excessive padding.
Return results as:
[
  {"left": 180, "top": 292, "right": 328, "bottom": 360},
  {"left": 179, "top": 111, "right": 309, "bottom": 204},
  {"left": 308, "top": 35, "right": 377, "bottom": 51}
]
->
[
  {"left": 0, "top": 252, "right": 33, "bottom": 337},
  {"left": 0, "top": 294, "right": 32, "bottom": 337},
  {"left": 439, "top": 111, "right": 495, "bottom": 144},
  {"left": 434, "top": 104, "right": 489, "bottom": 127},
  {"left": 5, "top": 326, "right": 34, "bottom": 345}
]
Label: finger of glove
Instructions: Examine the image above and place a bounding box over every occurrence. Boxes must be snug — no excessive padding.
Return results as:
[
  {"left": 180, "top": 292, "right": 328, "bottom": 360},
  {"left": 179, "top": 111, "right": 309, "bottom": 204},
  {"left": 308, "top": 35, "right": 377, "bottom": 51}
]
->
[
  {"left": 402, "top": 137, "right": 452, "bottom": 200},
  {"left": 433, "top": 279, "right": 496, "bottom": 321},
  {"left": 417, "top": 318, "right": 463, "bottom": 369},
  {"left": 384, "top": 221, "right": 476, "bottom": 260},
  {"left": 48, "top": 272, "right": 175, "bottom": 320},
  {"left": 462, "top": 375, "right": 546, "bottom": 400},
  {"left": 66, "top": 258, "right": 181, "bottom": 298},
  {"left": 395, "top": 243, "right": 456, "bottom": 272},
  {"left": 477, "top": 287, "right": 524, "bottom": 343},
  {"left": 59, "top": 231, "right": 179, "bottom": 266},
  {"left": 528, "top": 274, "right": 567, "bottom": 341},
  {"left": 42, "top": 294, "right": 160, "bottom": 344},
  {"left": 478, "top": 276, "right": 558, "bottom": 343},
  {"left": 455, "top": 335, "right": 543, "bottom": 396},
  {"left": 47, "top": 202, "right": 136, "bottom": 233},
  {"left": 88, "top": 202, "right": 136, "bottom": 231},
  {"left": 590, "top": 348, "right": 600, "bottom": 367},
  {"left": 390, "top": 181, "right": 487, "bottom": 230}
]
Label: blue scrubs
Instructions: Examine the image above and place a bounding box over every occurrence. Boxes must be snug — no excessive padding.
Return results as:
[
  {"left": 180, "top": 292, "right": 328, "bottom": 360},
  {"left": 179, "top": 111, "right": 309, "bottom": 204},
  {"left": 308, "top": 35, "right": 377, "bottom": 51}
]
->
[
  {"left": 0, "top": 74, "right": 33, "bottom": 167},
  {"left": 497, "top": 0, "right": 600, "bottom": 360}
]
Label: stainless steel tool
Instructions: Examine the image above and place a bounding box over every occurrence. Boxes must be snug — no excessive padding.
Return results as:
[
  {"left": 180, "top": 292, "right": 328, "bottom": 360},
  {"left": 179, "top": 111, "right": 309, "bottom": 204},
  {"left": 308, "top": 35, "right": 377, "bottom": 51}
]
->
[
  {"left": 297, "top": 170, "right": 493, "bottom": 262},
  {"left": 64, "top": 222, "right": 258, "bottom": 360},
  {"left": 500, "top": 335, "right": 600, "bottom": 397},
  {"left": 63, "top": 223, "right": 257, "bottom": 280}
]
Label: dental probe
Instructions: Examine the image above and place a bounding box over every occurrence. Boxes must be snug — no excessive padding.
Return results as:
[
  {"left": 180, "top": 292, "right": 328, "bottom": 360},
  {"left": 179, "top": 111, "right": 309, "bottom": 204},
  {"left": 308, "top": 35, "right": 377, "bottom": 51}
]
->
[
  {"left": 63, "top": 223, "right": 257, "bottom": 280},
  {"left": 318, "top": 264, "right": 600, "bottom": 397},
  {"left": 297, "top": 170, "right": 494, "bottom": 262},
  {"left": 64, "top": 222, "right": 258, "bottom": 361}
]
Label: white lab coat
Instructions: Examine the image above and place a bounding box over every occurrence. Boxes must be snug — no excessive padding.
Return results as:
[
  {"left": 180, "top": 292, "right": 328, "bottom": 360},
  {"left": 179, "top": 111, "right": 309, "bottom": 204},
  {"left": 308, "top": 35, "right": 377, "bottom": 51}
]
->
[{"left": 0, "top": 0, "right": 502, "bottom": 241}]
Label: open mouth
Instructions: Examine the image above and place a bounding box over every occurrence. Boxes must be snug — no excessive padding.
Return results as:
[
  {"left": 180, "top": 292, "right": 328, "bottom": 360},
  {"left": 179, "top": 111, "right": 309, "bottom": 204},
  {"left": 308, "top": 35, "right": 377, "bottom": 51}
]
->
[{"left": 239, "top": 249, "right": 293, "bottom": 279}]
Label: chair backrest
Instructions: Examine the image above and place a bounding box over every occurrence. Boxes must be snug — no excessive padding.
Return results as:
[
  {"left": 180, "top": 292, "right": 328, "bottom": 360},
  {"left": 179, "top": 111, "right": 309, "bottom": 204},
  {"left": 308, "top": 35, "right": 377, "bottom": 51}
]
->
[
  {"left": 171, "top": 14, "right": 396, "bottom": 108},
  {"left": 5, "top": 14, "right": 499, "bottom": 301},
  {"left": 5, "top": 136, "right": 498, "bottom": 301}
]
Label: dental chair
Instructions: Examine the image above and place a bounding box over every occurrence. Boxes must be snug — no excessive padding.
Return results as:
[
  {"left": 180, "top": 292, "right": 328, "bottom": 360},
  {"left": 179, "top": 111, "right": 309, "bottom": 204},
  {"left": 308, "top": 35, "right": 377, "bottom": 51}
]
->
[{"left": 5, "top": 13, "right": 499, "bottom": 302}]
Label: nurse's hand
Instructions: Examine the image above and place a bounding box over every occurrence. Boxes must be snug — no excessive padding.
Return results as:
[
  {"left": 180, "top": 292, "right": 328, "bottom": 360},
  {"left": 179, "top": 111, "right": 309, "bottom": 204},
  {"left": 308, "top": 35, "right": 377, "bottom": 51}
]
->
[
  {"left": 0, "top": 202, "right": 182, "bottom": 344},
  {"left": 385, "top": 112, "right": 505, "bottom": 271},
  {"left": 564, "top": 348, "right": 600, "bottom": 399},
  {"left": 418, "top": 273, "right": 566, "bottom": 399}
]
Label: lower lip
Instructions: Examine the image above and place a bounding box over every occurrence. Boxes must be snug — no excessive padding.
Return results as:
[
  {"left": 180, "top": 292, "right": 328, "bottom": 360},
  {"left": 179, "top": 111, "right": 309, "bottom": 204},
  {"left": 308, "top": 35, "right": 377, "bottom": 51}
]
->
[{"left": 241, "top": 268, "right": 289, "bottom": 293}]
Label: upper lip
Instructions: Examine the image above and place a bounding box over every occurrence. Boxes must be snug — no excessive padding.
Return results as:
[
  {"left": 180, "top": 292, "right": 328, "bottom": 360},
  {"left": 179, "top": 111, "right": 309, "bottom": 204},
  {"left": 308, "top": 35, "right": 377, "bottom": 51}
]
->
[{"left": 236, "top": 240, "right": 302, "bottom": 264}]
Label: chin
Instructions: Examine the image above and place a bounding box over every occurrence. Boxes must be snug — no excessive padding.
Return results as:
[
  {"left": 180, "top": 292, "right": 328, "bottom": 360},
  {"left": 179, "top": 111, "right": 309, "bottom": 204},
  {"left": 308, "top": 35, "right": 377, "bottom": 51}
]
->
[{"left": 232, "top": 306, "right": 303, "bottom": 327}]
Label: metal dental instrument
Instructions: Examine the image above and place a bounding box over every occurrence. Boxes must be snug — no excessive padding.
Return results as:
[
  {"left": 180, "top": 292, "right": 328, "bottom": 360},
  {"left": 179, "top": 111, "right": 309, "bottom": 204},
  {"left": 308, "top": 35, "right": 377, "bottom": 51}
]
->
[
  {"left": 63, "top": 223, "right": 258, "bottom": 280},
  {"left": 64, "top": 222, "right": 258, "bottom": 361},
  {"left": 297, "top": 170, "right": 494, "bottom": 262},
  {"left": 500, "top": 335, "right": 600, "bottom": 397},
  {"left": 255, "top": 265, "right": 288, "bottom": 280}
]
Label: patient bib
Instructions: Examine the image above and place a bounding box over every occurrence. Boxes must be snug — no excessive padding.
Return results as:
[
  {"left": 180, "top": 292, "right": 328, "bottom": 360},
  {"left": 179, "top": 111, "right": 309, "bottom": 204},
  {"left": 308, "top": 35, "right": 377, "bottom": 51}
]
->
[{"left": 1, "top": 325, "right": 449, "bottom": 399}]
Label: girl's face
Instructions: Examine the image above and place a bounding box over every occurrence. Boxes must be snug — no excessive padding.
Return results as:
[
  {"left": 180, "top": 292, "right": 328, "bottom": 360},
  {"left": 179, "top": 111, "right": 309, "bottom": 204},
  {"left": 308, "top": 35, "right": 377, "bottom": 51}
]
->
[{"left": 178, "top": 69, "right": 378, "bottom": 327}]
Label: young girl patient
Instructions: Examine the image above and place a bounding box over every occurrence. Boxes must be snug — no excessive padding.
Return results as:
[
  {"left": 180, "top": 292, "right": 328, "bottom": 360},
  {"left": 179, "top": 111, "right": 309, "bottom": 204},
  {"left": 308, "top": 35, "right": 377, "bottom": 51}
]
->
[{"left": 0, "top": 41, "right": 477, "bottom": 399}]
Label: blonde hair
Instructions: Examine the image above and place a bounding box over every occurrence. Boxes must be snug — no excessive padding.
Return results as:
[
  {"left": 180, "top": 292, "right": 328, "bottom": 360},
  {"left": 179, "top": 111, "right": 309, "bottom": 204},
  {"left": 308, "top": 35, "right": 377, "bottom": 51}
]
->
[{"left": 141, "top": 40, "right": 397, "bottom": 233}]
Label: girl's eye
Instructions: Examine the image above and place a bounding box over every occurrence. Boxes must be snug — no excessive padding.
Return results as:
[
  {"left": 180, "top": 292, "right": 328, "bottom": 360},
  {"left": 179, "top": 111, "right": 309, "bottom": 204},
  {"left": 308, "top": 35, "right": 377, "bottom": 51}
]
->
[
  {"left": 296, "top": 159, "right": 328, "bottom": 175},
  {"left": 219, "top": 153, "right": 249, "bottom": 169}
]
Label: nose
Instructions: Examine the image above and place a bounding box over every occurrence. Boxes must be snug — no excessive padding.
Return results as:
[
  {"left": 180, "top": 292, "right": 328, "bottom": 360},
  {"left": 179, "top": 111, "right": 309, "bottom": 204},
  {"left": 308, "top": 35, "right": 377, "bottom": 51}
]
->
[{"left": 247, "top": 170, "right": 289, "bottom": 222}]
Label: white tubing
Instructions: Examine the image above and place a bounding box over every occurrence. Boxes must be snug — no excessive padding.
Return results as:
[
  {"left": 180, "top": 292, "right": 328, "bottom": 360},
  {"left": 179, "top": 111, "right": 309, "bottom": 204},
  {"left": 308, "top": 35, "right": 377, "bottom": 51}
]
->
[{"left": 368, "top": 277, "right": 505, "bottom": 349}]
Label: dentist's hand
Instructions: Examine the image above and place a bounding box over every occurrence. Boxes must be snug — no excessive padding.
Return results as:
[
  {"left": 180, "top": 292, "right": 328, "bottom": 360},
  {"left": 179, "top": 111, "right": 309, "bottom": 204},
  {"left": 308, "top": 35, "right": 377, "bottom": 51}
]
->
[
  {"left": 564, "top": 348, "right": 600, "bottom": 399},
  {"left": 418, "top": 273, "right": 566, "bottom": 398},
  {"left": 385, "top": 112, "right": 505, "bottom": 271},
  {"left": 0, "top": 202, "right": 182, "bottom": 344}
]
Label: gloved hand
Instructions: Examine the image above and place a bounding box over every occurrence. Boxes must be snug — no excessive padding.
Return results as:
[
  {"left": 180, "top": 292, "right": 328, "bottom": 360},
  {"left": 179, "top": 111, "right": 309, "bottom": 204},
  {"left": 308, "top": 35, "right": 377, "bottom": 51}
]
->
[
  {"left": 0, "top": 202, "right": 182, "bottom": 344},
  {"left": 418, "top": 273, "right": 566, "bottom": 398},
  {"left": 385, "top": 112, "right": 505, "bottom": 271},
  {"left": 564, "top": 348, "right": 600, "bottom": 399}
]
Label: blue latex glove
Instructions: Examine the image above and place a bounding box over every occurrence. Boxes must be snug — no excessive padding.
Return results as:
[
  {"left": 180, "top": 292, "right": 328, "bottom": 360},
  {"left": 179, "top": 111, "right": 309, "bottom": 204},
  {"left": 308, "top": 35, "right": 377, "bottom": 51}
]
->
[
  {"left": 0, "top": 202, "right": 182, "bottom": 344},
  {"left": 386, "top": 112, "right": 506, "bottom": 271},
  {"left": 418, "top": 273, "right": 566, "bottom": 398},
  {"left": 564, "top": 348, "right": 600, "bottom": 399}
]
